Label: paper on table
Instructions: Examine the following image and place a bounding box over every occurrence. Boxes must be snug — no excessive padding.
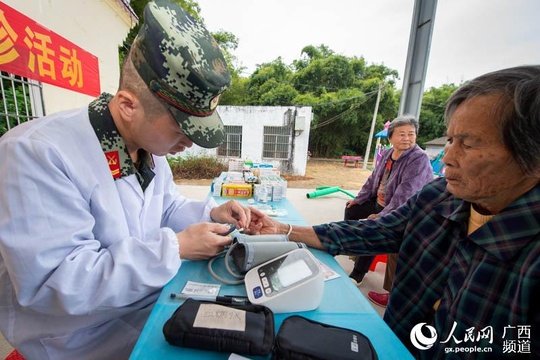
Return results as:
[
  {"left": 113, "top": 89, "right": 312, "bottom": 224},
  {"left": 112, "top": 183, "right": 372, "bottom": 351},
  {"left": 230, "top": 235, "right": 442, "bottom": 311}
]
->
[
  {"left": 319, "top": 261, "right": 341, "bottom": 281},
  {"left": 181, "top": 281, "right": 221, "bottom": 297}
]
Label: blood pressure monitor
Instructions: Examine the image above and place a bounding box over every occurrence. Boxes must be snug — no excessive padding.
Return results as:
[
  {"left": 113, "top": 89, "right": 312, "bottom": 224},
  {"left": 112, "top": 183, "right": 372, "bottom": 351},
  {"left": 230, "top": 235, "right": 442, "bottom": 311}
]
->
[{"left": 244, "top": 248, "right": 324, "bottom": 313}]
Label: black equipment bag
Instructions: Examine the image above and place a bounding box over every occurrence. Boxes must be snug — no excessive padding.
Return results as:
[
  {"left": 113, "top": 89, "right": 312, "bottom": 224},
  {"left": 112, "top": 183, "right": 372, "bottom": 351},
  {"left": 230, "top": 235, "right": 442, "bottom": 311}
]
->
[
  {"left": 163, "top": 298, "right": 274, "bottom": 356},
  {"left": 272, "top": 315, "right": 378, "bottom": 360}
]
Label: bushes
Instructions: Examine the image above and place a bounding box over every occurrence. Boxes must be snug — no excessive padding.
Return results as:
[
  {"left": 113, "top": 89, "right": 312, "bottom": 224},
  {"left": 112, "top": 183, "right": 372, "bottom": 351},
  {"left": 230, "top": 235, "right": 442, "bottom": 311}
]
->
[{"left": 167, "top": 155, "right": 227, "bottom": 180}]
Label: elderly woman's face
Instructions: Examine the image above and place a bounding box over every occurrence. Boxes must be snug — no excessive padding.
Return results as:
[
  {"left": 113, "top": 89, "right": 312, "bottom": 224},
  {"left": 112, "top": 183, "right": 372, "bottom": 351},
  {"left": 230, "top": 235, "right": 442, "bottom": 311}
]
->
[
  {"left": 442, "top": 94, "right": 530, "bottom": 214},
  {"left": 388, "top": 124, "right": 416, "bottom": 151}
]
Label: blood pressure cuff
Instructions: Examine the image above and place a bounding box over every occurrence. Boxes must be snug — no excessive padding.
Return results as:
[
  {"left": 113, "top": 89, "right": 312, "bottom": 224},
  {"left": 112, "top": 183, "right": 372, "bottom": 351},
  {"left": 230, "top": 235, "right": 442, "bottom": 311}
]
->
[
  {"left": 272, "top": 316, "right": 378, "bottom": 360},
  {"left": 163, "top": 298, "right": 274, "bottom": 356}
]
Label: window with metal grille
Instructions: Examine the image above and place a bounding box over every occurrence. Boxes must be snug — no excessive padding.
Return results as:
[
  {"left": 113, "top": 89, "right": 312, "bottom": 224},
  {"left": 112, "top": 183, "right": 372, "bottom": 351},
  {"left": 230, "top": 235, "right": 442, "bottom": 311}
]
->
[
  {"left": 263, "top": 126, "right": 291, "bottom": 159},
  {"left": 1, "top": 71, "right": 44, "bottom": 137},
  {"left": 217, "top": 125, "right": 242, "bottom": 157}
]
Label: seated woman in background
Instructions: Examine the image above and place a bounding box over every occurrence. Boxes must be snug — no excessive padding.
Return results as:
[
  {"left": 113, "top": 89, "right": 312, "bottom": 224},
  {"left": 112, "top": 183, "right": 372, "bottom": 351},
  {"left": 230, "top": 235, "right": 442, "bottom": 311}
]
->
[{"left": 344, "top": 114, "right": 433, "bottom": 308}]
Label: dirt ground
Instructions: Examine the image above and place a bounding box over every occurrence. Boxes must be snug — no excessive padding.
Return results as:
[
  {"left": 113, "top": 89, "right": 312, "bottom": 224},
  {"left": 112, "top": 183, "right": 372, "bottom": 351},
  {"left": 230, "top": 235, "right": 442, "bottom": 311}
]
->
[{"left": 175, "top": 159, "right": 372, "bottom": 191}]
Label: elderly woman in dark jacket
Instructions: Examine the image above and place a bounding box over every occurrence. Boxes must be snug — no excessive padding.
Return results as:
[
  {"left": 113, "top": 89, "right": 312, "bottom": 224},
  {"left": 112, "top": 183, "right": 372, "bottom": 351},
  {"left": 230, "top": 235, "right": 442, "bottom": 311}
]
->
[{"left": 345, "top": 115, "right": 433, "bottom": 307}]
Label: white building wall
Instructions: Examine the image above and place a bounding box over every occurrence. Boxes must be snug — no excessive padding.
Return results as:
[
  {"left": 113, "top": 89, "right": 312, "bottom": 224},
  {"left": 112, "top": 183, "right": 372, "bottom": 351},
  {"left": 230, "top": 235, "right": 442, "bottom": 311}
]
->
[
  {"left": 180, "top": 105, "right": 313, "bottom": 176},
  {"left": 4, "top": 0, "right": 136, "bottom": 114}
]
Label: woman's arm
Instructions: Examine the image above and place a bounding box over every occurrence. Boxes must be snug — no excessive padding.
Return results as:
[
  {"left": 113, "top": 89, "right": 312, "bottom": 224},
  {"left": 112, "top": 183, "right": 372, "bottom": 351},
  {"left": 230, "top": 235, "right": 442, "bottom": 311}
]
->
[{"left": 248, "top": 207, "right": 324, "bottom": 249}]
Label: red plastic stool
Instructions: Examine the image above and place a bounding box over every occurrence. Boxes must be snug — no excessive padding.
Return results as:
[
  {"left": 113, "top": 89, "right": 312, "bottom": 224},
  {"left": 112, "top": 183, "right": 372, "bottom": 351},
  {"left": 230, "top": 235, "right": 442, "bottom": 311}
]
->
[
  {"left": 5, "top": 350, "right": 25, "bottom": 360},
  {"left": 369, "top": 254, "right": 387, "bottom": 272}
]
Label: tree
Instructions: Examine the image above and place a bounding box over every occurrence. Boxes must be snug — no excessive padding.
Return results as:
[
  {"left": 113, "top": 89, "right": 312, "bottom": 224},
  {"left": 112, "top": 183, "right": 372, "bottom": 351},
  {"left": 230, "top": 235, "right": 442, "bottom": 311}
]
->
[
  {"left": 219, "top": 75, "right": 249, "bottom": 105},
  {"left": 417, "top": 83, "right": 459, "bottom": 147},
  {"left": 119, "top": 0, "right": 205, "bottom": 64},
  {"left": 244, "top": 58, "right": 298, "bottom": 106},
  {"left": 210, "top": 30, "right": 246, "bottom": 78},
  {"left": 287, "top": 45, "right": 399, "bottom": 158}
]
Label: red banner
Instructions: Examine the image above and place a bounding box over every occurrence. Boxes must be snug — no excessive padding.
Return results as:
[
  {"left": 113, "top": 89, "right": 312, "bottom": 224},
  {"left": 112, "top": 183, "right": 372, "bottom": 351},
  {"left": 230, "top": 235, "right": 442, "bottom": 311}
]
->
[{"left": 0, "top": 2, "right": 100, "bottom": 96}]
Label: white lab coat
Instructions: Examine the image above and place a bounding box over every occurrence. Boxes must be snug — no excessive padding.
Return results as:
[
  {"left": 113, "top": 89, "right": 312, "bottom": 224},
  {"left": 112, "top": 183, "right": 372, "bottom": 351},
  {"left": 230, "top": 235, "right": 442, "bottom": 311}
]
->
[{"left": 0, "top": 107, "right": 216, "bottom": 359}]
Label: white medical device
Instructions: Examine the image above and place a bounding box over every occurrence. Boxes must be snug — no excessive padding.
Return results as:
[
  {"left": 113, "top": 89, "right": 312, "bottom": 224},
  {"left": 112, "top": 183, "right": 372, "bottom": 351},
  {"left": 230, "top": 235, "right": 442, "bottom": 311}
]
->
[{"left": 244, "top": 248, "right": 324, "bottom": 313}]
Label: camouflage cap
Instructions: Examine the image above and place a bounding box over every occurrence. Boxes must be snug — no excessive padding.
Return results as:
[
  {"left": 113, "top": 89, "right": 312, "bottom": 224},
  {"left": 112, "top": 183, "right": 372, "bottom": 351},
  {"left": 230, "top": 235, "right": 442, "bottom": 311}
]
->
[{"left": 130, "top": 0, "right": 231, "bottom": 148}]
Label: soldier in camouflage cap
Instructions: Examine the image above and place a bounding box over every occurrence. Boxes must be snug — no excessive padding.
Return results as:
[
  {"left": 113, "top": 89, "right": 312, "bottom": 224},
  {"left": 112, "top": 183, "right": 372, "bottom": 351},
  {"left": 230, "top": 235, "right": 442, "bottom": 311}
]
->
[
  {"left": 131, "top": 0, "right": 231, "bottom": 148},
  {"left": 0, "top": 1, "right": 253, "bottom": 358}
]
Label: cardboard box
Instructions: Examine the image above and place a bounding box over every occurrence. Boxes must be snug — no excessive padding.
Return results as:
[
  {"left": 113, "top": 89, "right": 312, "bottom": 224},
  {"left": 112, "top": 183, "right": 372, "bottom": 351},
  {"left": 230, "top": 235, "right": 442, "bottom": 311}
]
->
[
  {"left": 253, "top": 184, "right": 270, "bottom": 203},
  {"left": 259, "top": 176, "right": 288, "bottom": 201},
  {"left": 228, "top": 158, "right": 244, "bottom": 172},
  {"left": 258, "top": 167, "right": 280, "bottom": 177},
  {"left": 221, "top": 183, "right": 253, "bottom": 198}
]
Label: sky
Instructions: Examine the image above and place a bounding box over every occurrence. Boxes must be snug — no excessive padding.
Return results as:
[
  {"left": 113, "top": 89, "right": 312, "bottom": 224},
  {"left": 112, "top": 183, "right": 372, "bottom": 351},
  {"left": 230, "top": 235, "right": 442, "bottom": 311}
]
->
[{"left": 196, "top": 0, "right": 540, "bottom": 89}]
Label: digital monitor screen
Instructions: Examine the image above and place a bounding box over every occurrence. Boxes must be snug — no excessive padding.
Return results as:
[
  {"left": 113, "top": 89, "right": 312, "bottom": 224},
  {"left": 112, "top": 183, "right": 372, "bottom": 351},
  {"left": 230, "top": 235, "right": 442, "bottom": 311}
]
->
[
  {"left": 258, "top": 254, "right": 316, "bottom": 297},
  {"left": 277, "top": 259, "right": 312, "bottom": 287}
]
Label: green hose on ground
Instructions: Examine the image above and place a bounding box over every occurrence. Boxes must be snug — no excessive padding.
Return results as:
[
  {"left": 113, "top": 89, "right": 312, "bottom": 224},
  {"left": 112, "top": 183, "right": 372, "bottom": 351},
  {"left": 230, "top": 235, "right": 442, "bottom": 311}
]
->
[{"left": 306, "top": 186, "right": 355, "bottom": 199}]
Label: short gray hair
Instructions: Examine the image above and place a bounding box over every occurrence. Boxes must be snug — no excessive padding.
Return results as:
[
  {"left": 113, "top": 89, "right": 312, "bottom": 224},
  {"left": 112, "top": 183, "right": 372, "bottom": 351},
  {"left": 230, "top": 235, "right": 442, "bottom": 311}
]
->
[
  {"left": 387, "top": 114, "right": 419, "bottom": 139},
  {"left": 445, "top": 65, "right": 540, "bottom": 176}
]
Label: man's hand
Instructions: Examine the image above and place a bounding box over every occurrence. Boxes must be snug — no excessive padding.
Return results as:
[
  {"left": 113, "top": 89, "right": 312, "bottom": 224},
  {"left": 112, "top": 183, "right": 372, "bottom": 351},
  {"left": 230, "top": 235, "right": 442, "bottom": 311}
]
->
[
  {"left": 209, "top": 200, "right": 252, "bottom": 231},
  {"left": 176, "top": 222, "right": 233, "bottom": 260},
  {"left": 345, "top": 199, "right": 357, "bottom": 208}
]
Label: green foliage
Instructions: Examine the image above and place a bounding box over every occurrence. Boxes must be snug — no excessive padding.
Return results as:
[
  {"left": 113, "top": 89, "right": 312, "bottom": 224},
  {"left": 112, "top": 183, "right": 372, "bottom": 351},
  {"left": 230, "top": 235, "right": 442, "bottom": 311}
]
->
[
  {"left": 245, "top": 58, "right": 297, "bottom": 105},
  {"left": 362, "top": 63, "right": 399, "bottom": 87},
  {"left": 259, "top": 81, "right": 299, "bottom": 106},
  {"left": 211, "top": 30, "right": 238, "bottom": 51},
  {"left": 220, "top": 75, "right": 249, "bottom": 105},
  {"left": 0, "top": 78, "right": 31, "bottom": 137},
  {"left": 211, "top": 29, "right": 246, "bottom": 80},
  {"left": 417, "top": 84, "right": 459, "bottom": 147},
  {"left": 293, "top": 55, "right": 355, "bottom": 94},
  {"left": 340, "top": 149, "right": 358, "bottom": 156},
  {"left": 119, "top": 0, "right": 207, "bottom": 65},
  {"left": 167, "top": 155, "right": 227, "bottom": 180}
]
